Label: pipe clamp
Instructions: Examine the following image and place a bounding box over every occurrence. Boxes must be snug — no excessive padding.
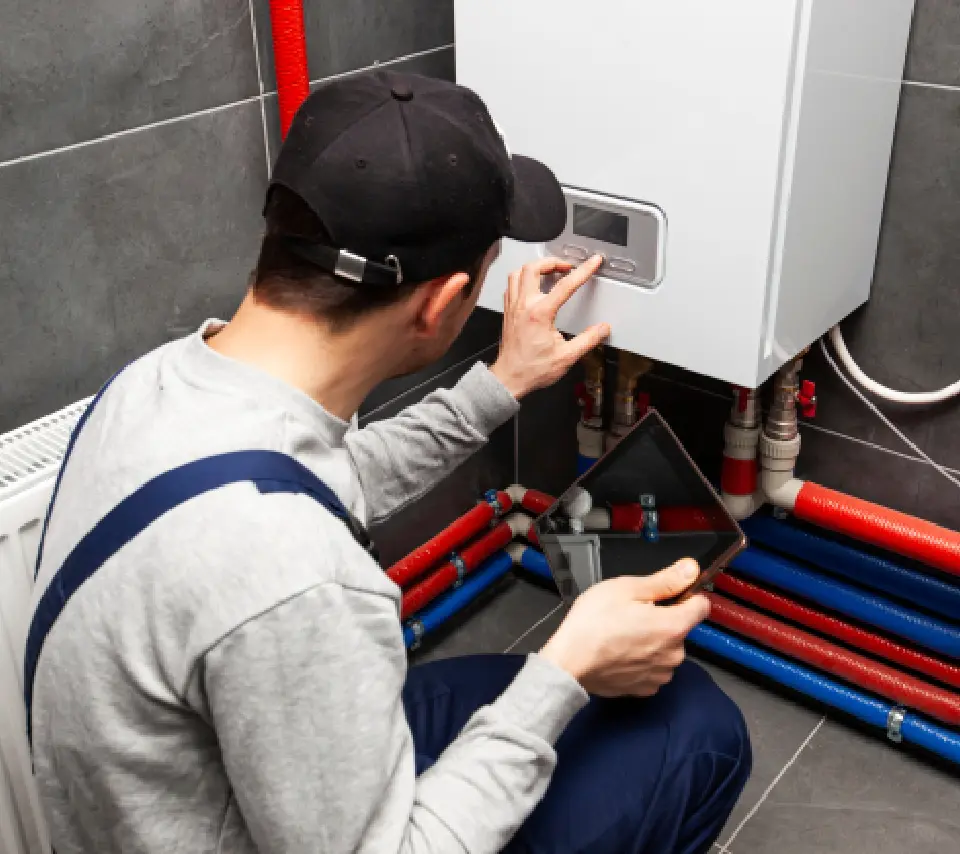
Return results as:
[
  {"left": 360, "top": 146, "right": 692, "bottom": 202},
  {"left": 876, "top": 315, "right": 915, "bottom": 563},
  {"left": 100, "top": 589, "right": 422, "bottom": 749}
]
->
[
  {"left": 886, "top": 706, "right": 906, "bottom": 743},
  {"left": 483, "top": 490, "right": 504, "bottom": 516},
  {"left": 408, "top": 619, "right": 425, "bottom": 651},
  {"left": 450, "top": 552, "right": 468, "bottom": 587}
]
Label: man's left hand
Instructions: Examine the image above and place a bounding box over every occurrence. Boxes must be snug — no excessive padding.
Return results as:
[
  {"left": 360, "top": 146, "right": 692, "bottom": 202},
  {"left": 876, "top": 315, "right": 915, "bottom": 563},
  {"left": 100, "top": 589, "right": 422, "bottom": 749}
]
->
[{"left": 490, "top": 255, "right": 611, "bottom": 399}]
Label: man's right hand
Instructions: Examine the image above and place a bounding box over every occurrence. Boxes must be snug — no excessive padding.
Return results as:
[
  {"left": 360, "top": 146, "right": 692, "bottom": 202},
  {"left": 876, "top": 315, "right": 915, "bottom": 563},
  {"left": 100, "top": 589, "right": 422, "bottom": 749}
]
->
[{"left": 539, "top": 559, "right": 710, "bottom": 697}]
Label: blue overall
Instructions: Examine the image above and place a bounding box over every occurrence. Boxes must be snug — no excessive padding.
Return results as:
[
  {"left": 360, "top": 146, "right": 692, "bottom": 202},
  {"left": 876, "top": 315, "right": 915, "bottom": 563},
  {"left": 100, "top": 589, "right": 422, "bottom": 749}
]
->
[{"left": 26, "top": 376, "right": 751, "bottom": 854}]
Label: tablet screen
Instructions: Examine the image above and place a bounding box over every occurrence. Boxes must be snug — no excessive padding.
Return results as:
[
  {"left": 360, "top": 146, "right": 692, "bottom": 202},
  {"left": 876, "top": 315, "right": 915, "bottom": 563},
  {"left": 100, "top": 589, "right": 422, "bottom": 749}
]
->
[{"left": 534, "top": 409, "right": 746, "bottom": 603}]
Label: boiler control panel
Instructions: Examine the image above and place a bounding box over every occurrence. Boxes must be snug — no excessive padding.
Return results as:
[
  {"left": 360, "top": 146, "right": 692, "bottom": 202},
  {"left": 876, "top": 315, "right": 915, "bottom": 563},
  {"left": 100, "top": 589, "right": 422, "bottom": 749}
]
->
[{"left": 544, "top": 187, "right": 667, "bottom": 289}]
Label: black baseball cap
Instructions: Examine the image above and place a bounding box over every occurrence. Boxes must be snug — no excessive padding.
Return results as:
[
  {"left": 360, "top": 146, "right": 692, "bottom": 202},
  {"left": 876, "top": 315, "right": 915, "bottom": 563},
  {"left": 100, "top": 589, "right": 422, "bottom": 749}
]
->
[{"left": 266, "top": 70, "right": 567, "bottom": 287}]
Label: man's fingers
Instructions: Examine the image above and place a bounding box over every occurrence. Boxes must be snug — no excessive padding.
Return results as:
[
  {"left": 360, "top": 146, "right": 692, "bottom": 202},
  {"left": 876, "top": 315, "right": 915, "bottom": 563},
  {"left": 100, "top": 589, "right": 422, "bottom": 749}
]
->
[
  {"left": 541, "top": 254, "right": 603, "bottom": 314},
  {"left": 558, "top": 324, "right": 611, "bottom": 369},
  {"left": 618, "top": 559, "right": 700, "bottom": 603},
  {"left": 518, "top": 257, "right": 573, "bottom": 296},
  {"left": 506, "top": 270, "right": 521, "bottom": 307},
  {"left": 669, "top": 594, "right": 712, "bottom": 635}
]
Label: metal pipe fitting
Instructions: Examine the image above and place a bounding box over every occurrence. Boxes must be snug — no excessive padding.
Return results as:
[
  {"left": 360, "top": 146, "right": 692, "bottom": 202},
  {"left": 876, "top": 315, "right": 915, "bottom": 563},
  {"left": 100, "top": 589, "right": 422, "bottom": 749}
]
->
[{"left": 765, "top": 356, "right": 803, "bottom": 442}]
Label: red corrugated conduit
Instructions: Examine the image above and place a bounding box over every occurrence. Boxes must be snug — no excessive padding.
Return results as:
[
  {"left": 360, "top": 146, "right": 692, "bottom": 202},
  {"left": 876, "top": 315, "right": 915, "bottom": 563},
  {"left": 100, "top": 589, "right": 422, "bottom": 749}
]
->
[
  {"left": 706, "top": 593, "right": 960, "bottom": 726},
  {"left": 793, "top": 482, "right": 960, "bottom": 578},
  {"left": 388, "top": 492, "right": 512, "bottom": 587},
  {"left": 401, "top": 521, "right": 517, "bottom": 618},
  {"left": 713, "top": 573, "right": 960, "bottom": 690},
  {"left": 269, "top": 0, "right": 311, "bottom": 139}
]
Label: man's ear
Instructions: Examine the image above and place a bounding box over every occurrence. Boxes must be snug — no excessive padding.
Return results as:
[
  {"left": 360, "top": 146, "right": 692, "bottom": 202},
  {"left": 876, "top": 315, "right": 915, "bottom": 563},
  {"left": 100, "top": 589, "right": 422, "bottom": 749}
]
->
[{"left": 412, "top": 272, "right": 472, "bottom": 335}]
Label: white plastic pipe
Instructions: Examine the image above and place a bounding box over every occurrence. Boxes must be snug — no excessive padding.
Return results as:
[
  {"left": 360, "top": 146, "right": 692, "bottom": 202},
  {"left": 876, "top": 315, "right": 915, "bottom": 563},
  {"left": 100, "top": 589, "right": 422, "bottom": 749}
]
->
[{"left": 828, "top": 326, "right": 960, "bottom": 405}]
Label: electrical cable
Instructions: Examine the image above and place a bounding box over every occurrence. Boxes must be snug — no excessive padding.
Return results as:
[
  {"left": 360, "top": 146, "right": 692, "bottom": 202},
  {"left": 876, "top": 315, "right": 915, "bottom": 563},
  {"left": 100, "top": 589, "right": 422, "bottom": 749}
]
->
[{"left": 827, "top": 325, "right": 960, "bottom": 406}]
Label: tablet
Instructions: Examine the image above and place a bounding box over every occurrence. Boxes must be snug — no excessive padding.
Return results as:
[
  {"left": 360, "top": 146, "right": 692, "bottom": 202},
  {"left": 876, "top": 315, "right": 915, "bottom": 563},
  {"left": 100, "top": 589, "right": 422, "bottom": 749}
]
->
[{"left": 533, "top": 408, "right": 747, "bottom": 604}]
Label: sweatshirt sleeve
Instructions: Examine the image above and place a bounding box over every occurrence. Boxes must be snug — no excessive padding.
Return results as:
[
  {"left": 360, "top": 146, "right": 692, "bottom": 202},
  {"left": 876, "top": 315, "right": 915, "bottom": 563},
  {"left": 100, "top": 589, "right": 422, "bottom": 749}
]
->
[
  {"left": 345, "top": 363, "right": 519, "bottom": 524},
  {"left": 200, "top": 583, "right": 587, "bottom": 854}
]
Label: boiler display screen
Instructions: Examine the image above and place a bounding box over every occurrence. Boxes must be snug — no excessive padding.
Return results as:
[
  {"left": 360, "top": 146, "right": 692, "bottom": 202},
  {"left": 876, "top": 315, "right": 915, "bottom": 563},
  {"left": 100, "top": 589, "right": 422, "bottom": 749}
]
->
[{"left": 572, "top": 204, "right": 629, "bottom": 247}]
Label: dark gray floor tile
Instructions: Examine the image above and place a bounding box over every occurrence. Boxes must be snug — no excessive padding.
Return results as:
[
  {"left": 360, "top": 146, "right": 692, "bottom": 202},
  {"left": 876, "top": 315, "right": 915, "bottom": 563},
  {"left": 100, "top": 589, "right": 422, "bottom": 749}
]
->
[
  {"left": 263, "top": 45, "right": 457, "bottom": 178},
  {"left": 0, "top": 0, "right": 261, "bottom": 161},
  {"left": 0, "top": 100, "right": 268, "bottom": 433},
  {"left": 904, "top": 0, "right": 960, "bottom": 87},
  {"left": 253, "top": 0, "right": 453, "bottom": 95},
  {"left": 411, "top": 577, "right": 562, "bottom": 663},
  {"left": 728, "top": 719, "right": 960, "bottom": 853},
  {"left": 504, "top": 602, "right": 567, "bottom": 654}
]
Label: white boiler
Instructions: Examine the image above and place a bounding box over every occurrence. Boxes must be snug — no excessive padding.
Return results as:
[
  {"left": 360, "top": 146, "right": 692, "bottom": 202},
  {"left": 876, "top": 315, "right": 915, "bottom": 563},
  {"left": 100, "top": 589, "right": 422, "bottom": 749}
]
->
[{"left": 455, "top": 0, "right": 916, "bottom": 387}]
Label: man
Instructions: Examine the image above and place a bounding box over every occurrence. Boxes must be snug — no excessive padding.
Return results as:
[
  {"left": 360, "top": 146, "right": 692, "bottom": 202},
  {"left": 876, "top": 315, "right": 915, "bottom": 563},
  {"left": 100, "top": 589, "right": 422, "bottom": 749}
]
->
[{"left": 28, "top": 71, "right": 750, "bottom": 854}]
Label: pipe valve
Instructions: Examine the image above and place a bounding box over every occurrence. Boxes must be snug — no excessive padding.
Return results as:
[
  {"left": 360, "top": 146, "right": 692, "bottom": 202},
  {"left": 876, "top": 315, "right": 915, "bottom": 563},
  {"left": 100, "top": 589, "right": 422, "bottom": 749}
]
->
[{"left": 797, "top": 380, "right": 817, "bottom": 419}]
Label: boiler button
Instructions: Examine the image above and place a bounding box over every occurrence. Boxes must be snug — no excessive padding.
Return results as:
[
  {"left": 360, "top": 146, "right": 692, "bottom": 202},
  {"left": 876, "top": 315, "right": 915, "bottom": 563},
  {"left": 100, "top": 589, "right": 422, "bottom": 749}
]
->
[
  {"left": 607, "top": 257, "right": 637, "bottom": 274},
  {"left": 561, "top": 244, "right": 589, "bottom": 262}
]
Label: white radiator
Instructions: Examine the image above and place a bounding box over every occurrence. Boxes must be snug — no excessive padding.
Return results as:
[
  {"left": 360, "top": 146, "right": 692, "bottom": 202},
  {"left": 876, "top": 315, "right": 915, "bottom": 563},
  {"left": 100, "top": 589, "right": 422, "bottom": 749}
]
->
[{"left": 0, "top": 399, "right": 89, "bottom": 854}]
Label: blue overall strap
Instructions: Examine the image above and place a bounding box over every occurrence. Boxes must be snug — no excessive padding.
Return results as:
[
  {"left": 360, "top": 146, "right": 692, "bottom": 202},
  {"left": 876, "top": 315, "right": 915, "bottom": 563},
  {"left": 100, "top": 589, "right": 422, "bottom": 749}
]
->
[
  {"left": 33, "top": 371, "right": 123, "bottom": 580},
  {"left": 24, "top": 449, "right": 376, "bottom": 743}
]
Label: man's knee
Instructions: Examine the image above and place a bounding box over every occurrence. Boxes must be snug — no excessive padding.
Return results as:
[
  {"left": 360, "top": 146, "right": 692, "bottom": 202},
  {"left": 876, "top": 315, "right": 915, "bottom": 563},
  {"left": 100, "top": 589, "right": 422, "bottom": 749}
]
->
[{"left": 665, "top": 660, "right": 752, "bottom": 782}]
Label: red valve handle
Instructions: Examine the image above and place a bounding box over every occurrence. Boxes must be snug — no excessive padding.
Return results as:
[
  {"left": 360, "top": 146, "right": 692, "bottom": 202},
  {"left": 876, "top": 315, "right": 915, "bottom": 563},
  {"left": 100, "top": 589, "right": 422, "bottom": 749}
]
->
[{"left": 798, "top": 379, "right": 817, "bottom": 418}]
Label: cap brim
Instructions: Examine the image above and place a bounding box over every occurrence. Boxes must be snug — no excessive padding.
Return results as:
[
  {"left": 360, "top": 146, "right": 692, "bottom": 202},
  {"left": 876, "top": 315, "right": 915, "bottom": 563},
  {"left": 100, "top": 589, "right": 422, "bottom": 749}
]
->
[{"left": 505, "top": 155, "right": 567, "bottom": 243}]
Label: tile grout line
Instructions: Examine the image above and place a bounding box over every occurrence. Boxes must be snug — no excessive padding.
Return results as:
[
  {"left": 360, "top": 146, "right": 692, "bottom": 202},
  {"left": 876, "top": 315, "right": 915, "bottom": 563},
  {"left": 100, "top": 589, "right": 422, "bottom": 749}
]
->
[
  {"left": 360, "top": 342, "right": 499, "bottom": 423},
  {"left": 0, "top": 44, "right": 455, "bottom": 171},
  {"left": 0, "top": 94, "right": 265, "bottom": 171},
  {"left": 246, "top": 0, "right": 272, "bottom": 174},
  {"left": 503, "top": 603, "right": 565, "bottom": 653},
  {"left": 301, "top": 43, "right": 455, "bottom": 91},
  {"left": 902, "top": 78, "right": 960, "bottom": 92},
  {"left": 720, "top": 716, "right": 826, "bottom": 850}
]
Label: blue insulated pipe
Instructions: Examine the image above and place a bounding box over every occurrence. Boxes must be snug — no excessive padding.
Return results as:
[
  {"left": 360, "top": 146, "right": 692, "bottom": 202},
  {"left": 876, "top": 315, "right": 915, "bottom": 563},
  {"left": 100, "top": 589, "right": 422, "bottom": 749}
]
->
[
  {"left": 688, "top": 623, "right": 960, "bottom": 765},
  {"left": 514, "top": 546, "right": 555, "bottom": 584},
  {"left": 731, "top": 549, "right": 960, "bottom": 660},
  {"left": 403, "top": 550, "right": 514, "bottom": 649},
  {"left": 742, "top": 515, "right": 960, "bottom": 622}
]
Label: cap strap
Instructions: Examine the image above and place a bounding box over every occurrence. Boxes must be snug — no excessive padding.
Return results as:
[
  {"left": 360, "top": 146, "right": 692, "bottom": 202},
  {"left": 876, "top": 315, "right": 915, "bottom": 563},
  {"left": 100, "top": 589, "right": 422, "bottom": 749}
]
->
[{"left": 283, "top": 237, "right": 404, "bottom": 287}]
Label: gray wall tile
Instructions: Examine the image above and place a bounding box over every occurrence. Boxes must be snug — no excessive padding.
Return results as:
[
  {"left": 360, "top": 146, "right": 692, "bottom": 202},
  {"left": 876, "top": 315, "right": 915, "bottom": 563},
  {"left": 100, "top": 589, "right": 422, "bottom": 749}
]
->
[
  {"left": 0, "top": 101, "right": 268, "bottom": 432},
  {"left": 849, "top": 85, "right": 960, "bottom": 394},
  {"left": 904, "top": 0, "right": 960, "bottom": 86},
  {"left": 252, "top": 0, "right": 454, "bottom": 94},
  {"left": 0, "top": 0, "right": 261, "bottom": 162}
]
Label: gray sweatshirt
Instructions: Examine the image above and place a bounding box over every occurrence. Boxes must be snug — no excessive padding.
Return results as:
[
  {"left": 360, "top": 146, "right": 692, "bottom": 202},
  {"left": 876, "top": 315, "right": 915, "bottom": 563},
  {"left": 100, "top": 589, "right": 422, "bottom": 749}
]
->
[{"left": 30, "top": 322, "right": 588, "bottom": 854}]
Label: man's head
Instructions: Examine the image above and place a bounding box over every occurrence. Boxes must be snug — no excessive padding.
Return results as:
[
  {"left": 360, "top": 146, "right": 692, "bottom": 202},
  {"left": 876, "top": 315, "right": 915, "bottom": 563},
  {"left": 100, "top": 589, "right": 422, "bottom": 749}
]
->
[{"left": 252, "top": 71, "right": 567, "bottom": 374}]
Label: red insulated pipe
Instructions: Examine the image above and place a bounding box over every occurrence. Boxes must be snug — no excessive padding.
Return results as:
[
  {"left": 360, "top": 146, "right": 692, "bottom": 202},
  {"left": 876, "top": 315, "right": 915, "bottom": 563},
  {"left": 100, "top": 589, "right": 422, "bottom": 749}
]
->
[
  {"left": 713, "top": 573, "right": 960, "bottom": 690},
  {"left": 520, "top": 489, "right": 555, "bottom": 516},
  {"left": 269, "top": 0, "right": 311, "bottom": 139},
  {"left": 706, "top": 592, "right": 960, "bottom": 726},
  {"left": 794, "top": 482, "right": 960, "bottom": 577},
  {"left": 401, "top": 522, "right": 515, "bottom": 618},
  {"left": 387, "top": 492, "right": 512, "bottom": 588}
]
